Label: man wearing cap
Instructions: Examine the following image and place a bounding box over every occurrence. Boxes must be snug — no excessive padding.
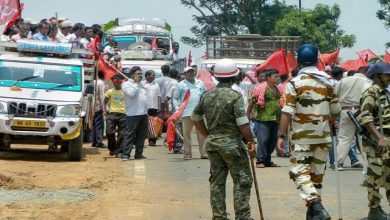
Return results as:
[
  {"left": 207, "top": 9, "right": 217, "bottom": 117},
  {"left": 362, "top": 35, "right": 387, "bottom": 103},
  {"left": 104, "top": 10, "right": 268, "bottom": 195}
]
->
[
  {"left": 192, "top": 58, "right": 255, "bottom": 220},
  {"left": 122, "top": 66, "right": 148, "bottom": 161},
  {"left": 359, "top": 62, "right": 390, "bottom": 219},
  {"left": 56, "top": 20, "right": 72, "bottom": 43},
  {"left": 173, "top": 66, "right": 207, "bottom": 160},
  {"left": 277, "top": 44, "right": 341, "bottom": 220}
]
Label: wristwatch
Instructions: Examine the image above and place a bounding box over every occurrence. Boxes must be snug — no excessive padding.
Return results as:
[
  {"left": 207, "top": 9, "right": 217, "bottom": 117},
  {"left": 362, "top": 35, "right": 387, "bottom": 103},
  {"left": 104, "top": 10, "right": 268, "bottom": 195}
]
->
[{"left": 278, "top": 134, "right": 286, "bottom": 139}]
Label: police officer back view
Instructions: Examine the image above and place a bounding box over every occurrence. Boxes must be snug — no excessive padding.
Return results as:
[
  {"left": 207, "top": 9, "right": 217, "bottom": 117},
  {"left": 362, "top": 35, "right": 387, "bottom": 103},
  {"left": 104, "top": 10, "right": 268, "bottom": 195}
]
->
[
  {"left": 277, "top": 44, "right": 341, "bottom": 220},
  {"left": 192, "top": 58, "right": 256, "bottom": 220}
]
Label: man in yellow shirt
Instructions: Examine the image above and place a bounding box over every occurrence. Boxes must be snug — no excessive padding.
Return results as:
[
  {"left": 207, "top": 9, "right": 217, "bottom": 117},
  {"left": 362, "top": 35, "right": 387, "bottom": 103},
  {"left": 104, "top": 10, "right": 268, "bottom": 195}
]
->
[{"left": 104, "top": 74, "right": 126, "bottom": 156}]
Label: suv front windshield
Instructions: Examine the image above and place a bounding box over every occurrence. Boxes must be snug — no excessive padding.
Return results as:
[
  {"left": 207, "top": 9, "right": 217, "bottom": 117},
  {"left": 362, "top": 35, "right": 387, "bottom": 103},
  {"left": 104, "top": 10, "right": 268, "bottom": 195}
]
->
[{"left": 0, "top": 61, "right": 82, "bottom": 91}]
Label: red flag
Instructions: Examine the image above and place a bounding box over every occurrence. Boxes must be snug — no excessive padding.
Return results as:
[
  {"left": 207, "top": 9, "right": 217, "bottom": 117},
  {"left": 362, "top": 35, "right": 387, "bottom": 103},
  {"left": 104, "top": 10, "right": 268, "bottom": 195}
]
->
[
  {"left": 196, "top": 68, "right": 216, "bottom": 91},
  {"left": 151, "top": 37, "right": 157, "bottom": 50},
  {"left": 384, "top": 51, "right": 390, "bottom": 64},
  {"left": 255, "top": 50, "right": 288, "bottom": 75},
  {"left": 340, "top": 58, "right": 368, "bottom": 71},
  {"left": 98, "top": 56, "right": 117, "bottom": 80},
  {"left": 1, "top": 0, "right": 23, "bottom": 33},
  {"left": 286, "top": 51, "right": 298, "bottom": 73},
  {"left": 316, "top": 58, "right": 326, "bottom": 71},
  {"left": 356, "top": 49, "right": 378, "bottom": 62},
  {"left": 166, "top": 90, "right": 191, "bottom": 151},
  {"left": 320, "top": 49, "right": 340, "bottom": 65},
  {"left": 187, "top": 50, "right": 192, "bottom": 66}
]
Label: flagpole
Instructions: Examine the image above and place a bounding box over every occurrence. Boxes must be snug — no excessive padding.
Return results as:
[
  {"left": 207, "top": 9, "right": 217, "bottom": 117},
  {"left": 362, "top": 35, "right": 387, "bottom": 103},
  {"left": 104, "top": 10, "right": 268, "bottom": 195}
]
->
[{"left": 372, "top": 51, "right": 384, "bottom": 61}]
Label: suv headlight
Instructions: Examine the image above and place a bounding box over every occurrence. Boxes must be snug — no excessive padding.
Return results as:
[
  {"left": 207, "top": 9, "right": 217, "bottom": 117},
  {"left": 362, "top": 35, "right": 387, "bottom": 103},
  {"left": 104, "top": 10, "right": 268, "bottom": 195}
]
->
[
  {"left": 0, "top": 101, "right": 7, "bottom": 114},
  {"left": 56, "top": 105, "right": 81, "bottom": 117}
]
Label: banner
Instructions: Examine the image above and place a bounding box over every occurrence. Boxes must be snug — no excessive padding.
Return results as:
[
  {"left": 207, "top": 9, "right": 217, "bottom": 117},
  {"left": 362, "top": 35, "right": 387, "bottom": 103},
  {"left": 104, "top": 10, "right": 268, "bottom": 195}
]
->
[
  {"left": 356, "top": 49, "right": 378, "bottom": 62},
  {"left": 98, "top": 56, "right": 117, "bottom": 80},
  {"left": 340, "top": 58, "right": 367, "bottom": 71},
  {"left": 255, "top": 50, "right": 288, "bottom": 75},
  {"left": 320, "top": 49, "right": 340, "bottom": 65}
]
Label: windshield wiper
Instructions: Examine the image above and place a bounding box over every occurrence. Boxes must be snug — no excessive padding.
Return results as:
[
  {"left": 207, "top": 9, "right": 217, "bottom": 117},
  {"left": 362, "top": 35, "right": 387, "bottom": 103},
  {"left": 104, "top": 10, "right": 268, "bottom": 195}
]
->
[
  {"left": 46, "top": 83, "right": 77, "bottom": 92},
  {"left": 11, "top": 75, "right": 40, "bottom": 86}
]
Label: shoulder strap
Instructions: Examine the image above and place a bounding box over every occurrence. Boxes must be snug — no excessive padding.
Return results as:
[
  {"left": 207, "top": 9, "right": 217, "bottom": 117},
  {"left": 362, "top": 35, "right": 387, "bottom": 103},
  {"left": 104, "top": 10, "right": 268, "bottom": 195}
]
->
[{"left": 376, "top": 89, "right": 384, "bottom": 135}]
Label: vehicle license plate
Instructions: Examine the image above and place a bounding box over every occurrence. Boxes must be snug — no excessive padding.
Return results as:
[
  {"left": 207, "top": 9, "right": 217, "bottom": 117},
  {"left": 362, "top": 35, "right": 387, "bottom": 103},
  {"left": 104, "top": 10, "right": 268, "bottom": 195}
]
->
[{"left": 12, "top": 120, "right": 46, "bottom": 128}]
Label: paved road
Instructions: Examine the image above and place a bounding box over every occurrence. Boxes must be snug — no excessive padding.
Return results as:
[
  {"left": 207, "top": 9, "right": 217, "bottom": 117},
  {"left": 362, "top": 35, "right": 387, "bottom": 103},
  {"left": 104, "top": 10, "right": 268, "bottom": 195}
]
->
[{"left": 0, "top": 133, "right": 388, "bottom": 220}]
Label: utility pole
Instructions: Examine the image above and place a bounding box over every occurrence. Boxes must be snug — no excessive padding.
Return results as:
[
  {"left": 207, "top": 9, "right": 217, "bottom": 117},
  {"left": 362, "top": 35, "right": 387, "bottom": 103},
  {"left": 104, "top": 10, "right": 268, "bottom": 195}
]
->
[{"left": 299, "top": 0, "right": 302, "bottom": 10}]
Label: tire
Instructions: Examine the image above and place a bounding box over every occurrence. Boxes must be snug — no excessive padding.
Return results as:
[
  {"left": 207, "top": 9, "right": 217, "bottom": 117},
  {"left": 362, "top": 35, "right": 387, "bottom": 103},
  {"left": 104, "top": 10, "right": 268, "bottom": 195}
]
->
[
  {"left": 68, "top": 127, "right": 83, "bottom": 161},
  {"left": 83, "top": 127, "right": 92, "bottom": 143},
  {"left": 60, "top": 142, "right": 69, "bottom": 152}
]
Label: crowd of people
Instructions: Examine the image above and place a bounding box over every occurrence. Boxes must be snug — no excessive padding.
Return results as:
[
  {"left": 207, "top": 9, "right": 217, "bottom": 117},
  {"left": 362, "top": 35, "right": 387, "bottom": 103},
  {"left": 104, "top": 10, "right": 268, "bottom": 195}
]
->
[{"left": 3, "top": 16, "right": 390, "bottom": 220}]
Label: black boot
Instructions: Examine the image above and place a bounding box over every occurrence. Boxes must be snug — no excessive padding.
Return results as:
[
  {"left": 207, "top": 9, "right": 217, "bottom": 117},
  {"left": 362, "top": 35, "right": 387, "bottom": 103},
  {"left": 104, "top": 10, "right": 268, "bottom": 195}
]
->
[
  {"left": 368, "top": 206, "right": 390, "bottom": 220},
  {"left": 309, "top": 200, "right": 331, "bottom": 220}
]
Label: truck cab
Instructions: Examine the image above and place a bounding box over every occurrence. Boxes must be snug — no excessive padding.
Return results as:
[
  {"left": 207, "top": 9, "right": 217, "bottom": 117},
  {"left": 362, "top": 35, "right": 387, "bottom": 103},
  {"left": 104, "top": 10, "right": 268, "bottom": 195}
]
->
[{"left": 0, "top": 40, "right": 95, "bottom": 161}]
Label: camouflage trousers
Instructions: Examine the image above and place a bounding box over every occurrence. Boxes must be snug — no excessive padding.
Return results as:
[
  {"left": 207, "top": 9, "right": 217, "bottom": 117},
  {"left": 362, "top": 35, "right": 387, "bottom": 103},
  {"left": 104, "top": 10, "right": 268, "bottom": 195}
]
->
[
  {"left": 364, "top": 143, "right": 390, "bottom": 208},
  {"left": 207, "top": 138, "right": 253, "bottom": 220},
  {"left": 289, "top": 143, "right": 329, "bottom": 205}
]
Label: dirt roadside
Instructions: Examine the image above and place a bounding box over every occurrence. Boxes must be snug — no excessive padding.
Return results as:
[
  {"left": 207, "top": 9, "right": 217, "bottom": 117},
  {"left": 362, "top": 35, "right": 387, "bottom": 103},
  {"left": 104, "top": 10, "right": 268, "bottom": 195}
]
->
[{"left": 0, "top": 144, "right": 147, "bottom": 220}]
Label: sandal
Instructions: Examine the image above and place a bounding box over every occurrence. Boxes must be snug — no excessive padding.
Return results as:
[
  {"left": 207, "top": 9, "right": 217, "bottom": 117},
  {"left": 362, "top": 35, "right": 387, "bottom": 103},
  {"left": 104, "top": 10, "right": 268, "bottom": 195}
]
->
[
  {"left": 265, "top": 163, "right": 280, "bottom": 167},
  {"left": 256, "top": 163, "right": 265, "bottom": 168}
]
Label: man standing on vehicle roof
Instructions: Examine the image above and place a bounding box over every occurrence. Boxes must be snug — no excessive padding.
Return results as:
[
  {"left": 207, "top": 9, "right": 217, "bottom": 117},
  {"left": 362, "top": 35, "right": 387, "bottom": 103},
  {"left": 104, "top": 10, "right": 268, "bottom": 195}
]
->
[
  {"left": 277, "top": 44, "right": 341, "bottom": 220},
  {"left": 192, "top": 58, "right": 255, "bottom": 220}
]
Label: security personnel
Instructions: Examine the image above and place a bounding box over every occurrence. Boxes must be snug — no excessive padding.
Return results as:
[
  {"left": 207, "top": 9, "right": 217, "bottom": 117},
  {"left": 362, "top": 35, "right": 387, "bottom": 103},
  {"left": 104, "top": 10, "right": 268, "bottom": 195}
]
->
[
  {"left": 192, "top": 58, "right": 256, "bottom": 220},
  {"left": 360, "top": 62, "right": 390, "bottom": 220},
  {"left": 277, "top": 44, "right": 341, "bottom": 220}
]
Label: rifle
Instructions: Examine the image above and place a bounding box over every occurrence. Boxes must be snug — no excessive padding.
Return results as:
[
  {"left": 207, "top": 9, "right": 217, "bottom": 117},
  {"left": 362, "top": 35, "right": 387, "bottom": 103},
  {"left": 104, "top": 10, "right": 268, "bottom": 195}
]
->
[{"left": 346, "top": 110, "right": 377, "bottom": 149}]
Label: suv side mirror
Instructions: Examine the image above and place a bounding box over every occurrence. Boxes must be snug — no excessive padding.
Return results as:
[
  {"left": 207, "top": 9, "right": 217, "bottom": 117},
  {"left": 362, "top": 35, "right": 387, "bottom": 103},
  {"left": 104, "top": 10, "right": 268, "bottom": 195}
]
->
[{"left": 84, "top": 83, "right": 94, "bottom": 95}]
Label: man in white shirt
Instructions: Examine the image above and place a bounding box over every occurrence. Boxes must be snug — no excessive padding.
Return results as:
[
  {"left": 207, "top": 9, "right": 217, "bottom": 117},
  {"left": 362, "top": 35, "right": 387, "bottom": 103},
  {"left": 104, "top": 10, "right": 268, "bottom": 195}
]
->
[
  {"left": 66, "top": 23, "right": 85, "bottom": 58},
  {"left": 155, "top": 65, "right": 176, "bottom": 117},
  {"left": 56, "top": 20, "right": 72, "bottom": 43},
  {"left": 143, "top": 70, "right": 161, "bottom": 146},
  {"left": 122, "top": 66, "right": 149, "bottom": 161}
]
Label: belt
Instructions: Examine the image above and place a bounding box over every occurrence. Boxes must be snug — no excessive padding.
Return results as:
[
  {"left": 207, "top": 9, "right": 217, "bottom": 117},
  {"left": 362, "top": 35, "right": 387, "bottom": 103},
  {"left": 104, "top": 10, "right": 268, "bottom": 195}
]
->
[{"left": 341, "top": 106, "right": 360, "bottom": 110}]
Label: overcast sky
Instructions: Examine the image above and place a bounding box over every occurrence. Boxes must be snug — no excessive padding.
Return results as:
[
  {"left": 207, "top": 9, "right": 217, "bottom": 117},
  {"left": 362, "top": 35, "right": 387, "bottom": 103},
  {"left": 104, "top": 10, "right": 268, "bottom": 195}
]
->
[{"left": 22, "top": 0, "right": 389, "bottom": 62}]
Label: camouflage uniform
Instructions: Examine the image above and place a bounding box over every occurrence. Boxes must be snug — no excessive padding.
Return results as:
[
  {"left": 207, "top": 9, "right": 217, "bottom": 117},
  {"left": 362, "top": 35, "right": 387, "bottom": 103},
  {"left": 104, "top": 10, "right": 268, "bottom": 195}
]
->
[
  {"left": 192, "top": 82, "right": 253, "bottom": 220},
  {"left": 282, "top": 67, "right": 341, "bottom": 205},
  {"left": 360, "top": 84, "right": 390, "bottom": 208}
]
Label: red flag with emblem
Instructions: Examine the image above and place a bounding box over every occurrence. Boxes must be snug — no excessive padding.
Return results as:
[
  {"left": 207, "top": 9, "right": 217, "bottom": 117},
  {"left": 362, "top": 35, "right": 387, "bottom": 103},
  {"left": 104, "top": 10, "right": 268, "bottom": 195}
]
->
[
  {"left": 340, "top": 58, "right": 368, "bottom": 71},
  {"left": 320, "top": 49, "right": 340, "bottom": 65},
  {"left": 98, "top": 56, "right": 117, "bottom": 80},
  {"left": 384, "top": 51, "right": 390, "bottom": 64},
  {"left": 286, "top": 51, "right": 298, "bottom": 73},
  {"left": 356, "top": 49, "right": 378, "bottom": 62},
  {"left": 255, "top": 50, "right": 288, "bottom": 75},
  {"left": 1, "top": 0, "right": 23, "bottom": 33}
]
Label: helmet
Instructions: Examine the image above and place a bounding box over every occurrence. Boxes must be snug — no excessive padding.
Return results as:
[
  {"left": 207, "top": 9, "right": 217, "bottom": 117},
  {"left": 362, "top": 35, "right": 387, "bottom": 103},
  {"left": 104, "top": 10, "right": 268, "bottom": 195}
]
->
[
  {"left": 213, "top": 58, "right": 239, "bottom": 78},
  {"left": 297, "top": 44, "right": 318, "bottom": 65},
  {"left": 368, "top": 62, "right": 390, "bottom": 78}
]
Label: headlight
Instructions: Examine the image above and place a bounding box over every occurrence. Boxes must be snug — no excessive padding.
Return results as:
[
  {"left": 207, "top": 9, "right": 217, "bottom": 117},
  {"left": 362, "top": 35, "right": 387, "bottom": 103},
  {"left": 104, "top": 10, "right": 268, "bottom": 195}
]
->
[
  {"left": 56, "top": 105, "right": 80, "bottom": 117},
  {"left": 0, "top": 102, "right": 7, "bottom": 114}
]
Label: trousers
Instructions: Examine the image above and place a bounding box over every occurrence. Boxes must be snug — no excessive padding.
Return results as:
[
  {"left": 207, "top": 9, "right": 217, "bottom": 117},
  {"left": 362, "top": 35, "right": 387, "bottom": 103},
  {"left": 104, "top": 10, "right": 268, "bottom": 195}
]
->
[
  {"left": 182, "top": 116, "right": 207, "bottom": 158},
  {"left": 122, "top": 115, "right": 148, "bottom": 158},
  {"left": 92, "top": 110, "right": 104, "bottom": 146},
  {"left": 290, "top": 143, "right": 329, "bottom": 205},
  {"left": 207, "top": 138, "right": 253, "bottom": 220},
  {"left": 106, "top": 112, "right": 126, "bottom": 153}
]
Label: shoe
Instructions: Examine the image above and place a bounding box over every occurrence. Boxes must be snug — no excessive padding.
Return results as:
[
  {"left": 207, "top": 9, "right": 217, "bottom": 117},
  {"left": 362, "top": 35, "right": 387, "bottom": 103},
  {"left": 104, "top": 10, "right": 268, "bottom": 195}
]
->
[
  {"left": 337, "top": 164, "right": 344, "bottom": 171},
  {"left": 134, "top": 155, "right": 148, "bottom": 160},
  {"left": 308, "top": 200, "right": 331, "bottom": 220},
  {"left": 368, "top": 206, "right": 390, "bottom": 220},
  {"left": 351, "top": 161, "right": 363, "bottom": 168},
  {"left": 329, "top": 164, "right": 335, "bottom": 170},
  {"left": 95, "top": 144, "right": 107, "bottom": 148},
  {"left": 184, "top": 156, "right": 191, "bottom": 160},
  {"left": 256, "top": 163, "right": 265, "bottom": 168},
  {"left": 122, "top": 155, "right": 129, "bottom": 161},
  {"left": 201, "top": 156, "right": 208, "bottom": 159}
]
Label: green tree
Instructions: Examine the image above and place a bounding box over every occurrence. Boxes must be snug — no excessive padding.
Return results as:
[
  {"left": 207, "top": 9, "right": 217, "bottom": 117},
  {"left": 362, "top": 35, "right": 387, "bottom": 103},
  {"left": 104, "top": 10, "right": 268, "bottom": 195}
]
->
[
  {"left": 180, "top": 0, "right": 295, "bottom": 47},
  {"left": 274, "top": 4, "right": 356, "bottom": 52},
  {"left": 377, "top": 0, "right": 390, "bottom": 47}
]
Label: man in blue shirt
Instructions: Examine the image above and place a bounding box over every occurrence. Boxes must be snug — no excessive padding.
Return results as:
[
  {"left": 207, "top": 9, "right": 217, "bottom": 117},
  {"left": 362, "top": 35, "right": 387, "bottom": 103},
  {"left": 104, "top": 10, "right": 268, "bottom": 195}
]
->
[
  {"left": 32, "top": 21, "right": 50, "bottom": 41},
  {"left": 173, "top": 66, "right": 207, "bottom": 160}
]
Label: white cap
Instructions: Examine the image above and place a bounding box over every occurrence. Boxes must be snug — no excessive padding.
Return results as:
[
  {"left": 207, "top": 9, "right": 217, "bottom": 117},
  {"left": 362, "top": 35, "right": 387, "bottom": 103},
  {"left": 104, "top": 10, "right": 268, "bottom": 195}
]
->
[
  {"left": 24, "top": 18, "right": 37, "bottom": 25},
  {"left": 58, "top": 17, "right": 68, "bottom": 22},
  {"left": 61, "top": 20, "right": 73, "bottom": 28},
  {"left": 213, "top": 58, "right": 239, "bottom": 78},
  {"left": 183, "top": 66, "right": 195, "bottom": 73}
]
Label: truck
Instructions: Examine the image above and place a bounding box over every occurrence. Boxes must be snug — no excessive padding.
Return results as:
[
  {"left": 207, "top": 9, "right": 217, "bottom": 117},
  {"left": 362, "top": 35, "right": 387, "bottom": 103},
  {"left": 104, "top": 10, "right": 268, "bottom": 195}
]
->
[
  {"left": 0, "top": 40, "right": 95, "bottom": 161},
  {"left": 201, "top": 35, "right": 301, "bottom": 72},
  {"left": 106, "top": 18, "right": 187, "bottom": 76}
]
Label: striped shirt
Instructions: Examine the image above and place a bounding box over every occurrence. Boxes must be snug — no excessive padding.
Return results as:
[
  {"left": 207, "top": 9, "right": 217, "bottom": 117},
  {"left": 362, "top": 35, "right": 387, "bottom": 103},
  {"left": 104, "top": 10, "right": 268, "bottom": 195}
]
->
[{"left": 282, "top": 66, "right": 341, "bottom": 144}]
